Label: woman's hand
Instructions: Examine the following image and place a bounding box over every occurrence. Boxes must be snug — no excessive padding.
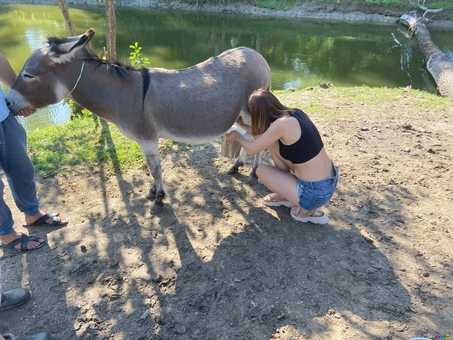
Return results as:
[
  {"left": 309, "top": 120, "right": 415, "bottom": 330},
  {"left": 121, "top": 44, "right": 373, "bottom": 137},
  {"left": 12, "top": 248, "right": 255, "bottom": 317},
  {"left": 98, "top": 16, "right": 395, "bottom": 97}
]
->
[{"left": 226, "top": 131, "right": 239, "bottom": 144}]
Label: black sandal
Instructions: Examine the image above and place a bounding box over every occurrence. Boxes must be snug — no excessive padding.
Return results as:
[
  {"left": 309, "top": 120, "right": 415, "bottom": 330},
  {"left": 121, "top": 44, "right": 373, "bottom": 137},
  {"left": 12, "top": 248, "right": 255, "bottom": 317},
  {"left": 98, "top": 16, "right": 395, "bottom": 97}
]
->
[
  {"left": 0, "top": 234, "right": 45, "bottom": 252},
  {"left": 22, "top": 213, "right": 68, "bottom": 227}
]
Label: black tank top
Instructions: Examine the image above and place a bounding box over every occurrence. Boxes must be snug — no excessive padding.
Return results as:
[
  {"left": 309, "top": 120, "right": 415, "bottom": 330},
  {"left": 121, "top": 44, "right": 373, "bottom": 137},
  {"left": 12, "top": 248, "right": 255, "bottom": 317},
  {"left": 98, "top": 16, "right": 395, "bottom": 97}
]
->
[{"left": 278, "top": 109, "right": 324, "bottom": 164}]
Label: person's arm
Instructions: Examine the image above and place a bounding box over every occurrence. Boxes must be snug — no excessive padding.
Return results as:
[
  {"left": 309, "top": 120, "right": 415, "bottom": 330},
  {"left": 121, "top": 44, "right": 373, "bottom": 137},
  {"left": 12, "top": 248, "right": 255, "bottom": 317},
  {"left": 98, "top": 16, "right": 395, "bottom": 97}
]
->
[
  {"left": 0, "top": 52, "right": 18, "bottom": 88},
  {"left": 226, "top": 118, "right": 286, "bottom": 155},
  {"left": 0, "top": 53, "right": 36, "bottom": 117}
]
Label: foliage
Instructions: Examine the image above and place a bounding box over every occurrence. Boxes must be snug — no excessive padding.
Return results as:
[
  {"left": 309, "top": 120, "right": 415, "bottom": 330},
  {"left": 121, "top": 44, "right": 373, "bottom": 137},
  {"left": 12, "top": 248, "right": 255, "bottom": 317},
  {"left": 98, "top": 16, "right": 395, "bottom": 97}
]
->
[
  {"left": 156, "top": 0, "right": 453, "bottom": 11},
  {"left": 64, "top": 99, "right": 92, "bottom": 119},
  {"left": 129, "top": 42, "right": 150, "bottom": 68}
]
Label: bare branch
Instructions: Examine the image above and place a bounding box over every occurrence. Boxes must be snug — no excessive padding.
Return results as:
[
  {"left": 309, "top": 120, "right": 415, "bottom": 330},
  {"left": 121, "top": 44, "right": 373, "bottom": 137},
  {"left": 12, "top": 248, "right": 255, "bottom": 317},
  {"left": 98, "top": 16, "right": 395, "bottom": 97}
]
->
[
  {"left": 417, "top": 3, "right": 443, "bottom": 19},
  {"left": 391, "top": 33, "right": 403, "bottom": 47},
  {"left": 421, "top": 8, "right": 443, "bottom": 20}
]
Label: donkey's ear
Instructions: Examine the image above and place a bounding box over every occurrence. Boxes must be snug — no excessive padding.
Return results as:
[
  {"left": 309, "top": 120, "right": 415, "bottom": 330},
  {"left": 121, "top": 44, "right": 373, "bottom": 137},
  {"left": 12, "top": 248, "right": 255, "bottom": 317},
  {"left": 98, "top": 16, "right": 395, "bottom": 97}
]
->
[{"left": 47, "top": 28, "right": 96, "bottom": 63}]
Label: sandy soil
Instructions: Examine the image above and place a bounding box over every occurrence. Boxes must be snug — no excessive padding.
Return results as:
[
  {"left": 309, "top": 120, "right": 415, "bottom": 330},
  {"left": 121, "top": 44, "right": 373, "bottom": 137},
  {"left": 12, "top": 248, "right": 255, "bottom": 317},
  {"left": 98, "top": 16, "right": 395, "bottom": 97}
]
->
[{"left": 0, "top": 87, "right": 451, "bottom": 340}]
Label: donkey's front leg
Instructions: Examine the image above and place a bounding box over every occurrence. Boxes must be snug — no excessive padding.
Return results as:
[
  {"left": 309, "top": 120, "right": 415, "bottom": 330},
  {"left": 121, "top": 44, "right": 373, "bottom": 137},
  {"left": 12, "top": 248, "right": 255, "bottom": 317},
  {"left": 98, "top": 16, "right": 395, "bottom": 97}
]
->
[{"left": 140, "top": 141, "right": 166, "bottom": 214}]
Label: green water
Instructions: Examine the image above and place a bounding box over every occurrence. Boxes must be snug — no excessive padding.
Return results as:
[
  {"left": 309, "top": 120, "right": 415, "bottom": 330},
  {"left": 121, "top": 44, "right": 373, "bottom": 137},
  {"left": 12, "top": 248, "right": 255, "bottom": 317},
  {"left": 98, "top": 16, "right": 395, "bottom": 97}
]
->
[{"left": 1, "top": 4, "right": 452, "bottom": 131}]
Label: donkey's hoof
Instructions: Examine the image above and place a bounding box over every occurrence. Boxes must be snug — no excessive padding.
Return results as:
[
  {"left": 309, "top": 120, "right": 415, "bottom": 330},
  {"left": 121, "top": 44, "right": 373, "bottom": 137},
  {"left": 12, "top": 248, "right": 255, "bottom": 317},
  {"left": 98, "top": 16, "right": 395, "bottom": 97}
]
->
[
  {"left": 227, "top": 167, "right": 238, "bottom": 175},
  {"left": 150, "top": 202, "right": 164, "bottom": 214},
  {"left": 147, "top": 187, "right": 157, "bottom": 201},
  {"left": 227, "top": 161, "right": 244, "bottom": 175}
]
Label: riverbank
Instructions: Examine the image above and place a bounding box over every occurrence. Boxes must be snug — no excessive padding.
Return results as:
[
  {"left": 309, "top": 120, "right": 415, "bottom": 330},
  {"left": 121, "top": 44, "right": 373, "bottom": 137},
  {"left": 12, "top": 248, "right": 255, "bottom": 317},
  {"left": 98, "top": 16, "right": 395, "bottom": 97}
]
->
[{"left": 1, "top": 0, "right": 453, "bottom": 28}]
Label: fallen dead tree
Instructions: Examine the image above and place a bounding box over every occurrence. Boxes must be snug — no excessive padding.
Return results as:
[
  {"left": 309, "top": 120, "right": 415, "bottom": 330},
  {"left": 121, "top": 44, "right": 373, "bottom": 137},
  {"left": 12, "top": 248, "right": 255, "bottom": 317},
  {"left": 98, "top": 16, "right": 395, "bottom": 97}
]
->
[{"left": 399, "top": 6, "right": 453, "bottom": 97}]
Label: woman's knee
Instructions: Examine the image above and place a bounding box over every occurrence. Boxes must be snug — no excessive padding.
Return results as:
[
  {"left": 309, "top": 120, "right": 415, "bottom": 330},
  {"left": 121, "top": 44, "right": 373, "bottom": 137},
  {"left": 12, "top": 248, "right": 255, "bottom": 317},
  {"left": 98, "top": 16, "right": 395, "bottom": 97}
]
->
[{"left": 256, "top": 163, "right": 266, "bottom": 177}]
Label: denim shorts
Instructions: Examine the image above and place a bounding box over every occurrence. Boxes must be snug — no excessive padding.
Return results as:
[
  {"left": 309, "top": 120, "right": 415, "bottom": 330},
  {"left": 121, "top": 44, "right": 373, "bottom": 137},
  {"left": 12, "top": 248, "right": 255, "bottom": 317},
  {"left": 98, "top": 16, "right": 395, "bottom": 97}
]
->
[{"left": 296, "top": 161, "right": 339, "bottom": 211}]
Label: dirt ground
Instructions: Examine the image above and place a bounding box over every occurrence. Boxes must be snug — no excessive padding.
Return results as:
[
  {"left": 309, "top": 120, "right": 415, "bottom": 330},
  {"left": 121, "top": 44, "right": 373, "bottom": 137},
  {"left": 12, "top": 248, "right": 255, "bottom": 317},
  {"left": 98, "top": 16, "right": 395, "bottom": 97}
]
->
[{"left": 0, "top": 87, "right": 452, "bottom": 340}]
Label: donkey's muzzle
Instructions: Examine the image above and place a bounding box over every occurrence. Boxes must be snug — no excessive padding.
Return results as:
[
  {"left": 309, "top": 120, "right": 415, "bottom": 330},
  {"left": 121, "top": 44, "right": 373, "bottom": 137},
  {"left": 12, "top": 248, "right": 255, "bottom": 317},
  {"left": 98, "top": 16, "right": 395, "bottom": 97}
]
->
[
  {"left": 5, "top": 91, "right": 23, "bottom": 116},
  {"left": 5, "top": 98, "right": 18, "bottom": 115}
]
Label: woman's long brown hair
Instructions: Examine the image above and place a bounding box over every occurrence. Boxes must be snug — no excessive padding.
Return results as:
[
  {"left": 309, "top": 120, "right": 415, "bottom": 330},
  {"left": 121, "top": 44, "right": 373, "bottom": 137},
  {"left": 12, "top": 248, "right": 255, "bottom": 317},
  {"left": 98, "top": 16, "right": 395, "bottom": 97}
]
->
[{"left": 249, "top": 89, "right": 294, "bottom": 136}]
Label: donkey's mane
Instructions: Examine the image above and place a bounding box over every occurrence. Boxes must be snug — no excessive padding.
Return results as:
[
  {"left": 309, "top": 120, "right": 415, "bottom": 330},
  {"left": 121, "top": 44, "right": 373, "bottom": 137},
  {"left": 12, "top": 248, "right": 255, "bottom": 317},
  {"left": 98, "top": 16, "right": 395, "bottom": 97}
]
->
[{"left": 81, "top": 47, "right": 138, "bottom": 79}]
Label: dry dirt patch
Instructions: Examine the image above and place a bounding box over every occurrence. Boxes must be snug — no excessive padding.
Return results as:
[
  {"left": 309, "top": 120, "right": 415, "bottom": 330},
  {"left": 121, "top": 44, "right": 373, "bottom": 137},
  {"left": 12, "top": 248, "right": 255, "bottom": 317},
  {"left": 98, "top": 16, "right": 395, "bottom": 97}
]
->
[{"left": 0, "top": 88, "right": 452, "bottom": 339}]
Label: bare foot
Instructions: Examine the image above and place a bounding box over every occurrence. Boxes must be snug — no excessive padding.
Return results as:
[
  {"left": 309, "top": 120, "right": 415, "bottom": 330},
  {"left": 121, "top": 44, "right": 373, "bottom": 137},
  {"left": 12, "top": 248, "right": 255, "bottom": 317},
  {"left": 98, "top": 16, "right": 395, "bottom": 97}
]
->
[{"left": 290, "top": 206, "right": 312, "bottom": 218}]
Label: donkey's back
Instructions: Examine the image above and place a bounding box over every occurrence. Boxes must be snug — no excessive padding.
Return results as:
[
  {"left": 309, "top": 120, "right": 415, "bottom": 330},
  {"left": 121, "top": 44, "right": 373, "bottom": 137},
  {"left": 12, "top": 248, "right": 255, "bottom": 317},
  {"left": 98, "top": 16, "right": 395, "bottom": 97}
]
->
[{"left": 143, "top": 47, "right": 270, "bottom": 144}]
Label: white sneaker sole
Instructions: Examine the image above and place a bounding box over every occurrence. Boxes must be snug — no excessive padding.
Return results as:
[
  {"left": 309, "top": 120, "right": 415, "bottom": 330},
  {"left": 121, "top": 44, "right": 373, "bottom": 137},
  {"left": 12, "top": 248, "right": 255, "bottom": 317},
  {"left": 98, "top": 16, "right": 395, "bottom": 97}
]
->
[
  {"left": 290, "top": 210, "right": 329, "bottom": 224},
  {"left": 262, "top": 200, "right": 294, "bottom": 208}
]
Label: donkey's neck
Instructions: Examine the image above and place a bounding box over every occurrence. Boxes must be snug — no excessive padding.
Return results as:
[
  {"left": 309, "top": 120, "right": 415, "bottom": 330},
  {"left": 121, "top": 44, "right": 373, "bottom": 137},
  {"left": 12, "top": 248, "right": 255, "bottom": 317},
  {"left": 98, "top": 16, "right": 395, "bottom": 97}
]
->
[{"left": 68, "top": 60, "right": 143, "bottom": 124}]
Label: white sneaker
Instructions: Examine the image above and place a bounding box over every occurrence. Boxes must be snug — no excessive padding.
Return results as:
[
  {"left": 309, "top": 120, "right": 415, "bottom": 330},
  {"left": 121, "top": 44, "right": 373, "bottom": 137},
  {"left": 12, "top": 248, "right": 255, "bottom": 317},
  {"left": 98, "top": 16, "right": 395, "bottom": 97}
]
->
[{"left": 290, "top": 210, "right": 329, "bottom": 225}]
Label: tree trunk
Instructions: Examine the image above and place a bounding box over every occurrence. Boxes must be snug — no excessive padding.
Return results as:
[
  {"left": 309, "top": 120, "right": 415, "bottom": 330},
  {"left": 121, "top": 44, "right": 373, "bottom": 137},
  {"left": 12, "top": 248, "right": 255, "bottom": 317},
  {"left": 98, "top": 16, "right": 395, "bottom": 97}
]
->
[
  {"left": 399, "top": 13, "right": 453, "bottom": 97},
  {"left": 56, "top": 0, "right": 76, "bottom": 36},
  {"left": 105, "top": 0, "right": 117, "bottom": 60}
]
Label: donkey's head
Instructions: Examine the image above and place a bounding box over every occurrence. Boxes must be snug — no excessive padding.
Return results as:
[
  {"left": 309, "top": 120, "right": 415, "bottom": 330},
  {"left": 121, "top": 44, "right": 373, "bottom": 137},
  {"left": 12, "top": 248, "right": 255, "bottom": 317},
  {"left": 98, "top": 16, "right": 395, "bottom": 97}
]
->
[{"left": 6, "top": 28, "right": 95, "bottom": 115}]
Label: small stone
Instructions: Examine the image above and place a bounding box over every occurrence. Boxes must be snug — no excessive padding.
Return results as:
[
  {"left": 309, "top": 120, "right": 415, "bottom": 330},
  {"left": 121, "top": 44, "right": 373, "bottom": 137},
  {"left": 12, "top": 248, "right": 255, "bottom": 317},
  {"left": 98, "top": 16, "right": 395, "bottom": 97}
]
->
[{"left": 175, "top": 323, "right": 186, "bottom": 334}]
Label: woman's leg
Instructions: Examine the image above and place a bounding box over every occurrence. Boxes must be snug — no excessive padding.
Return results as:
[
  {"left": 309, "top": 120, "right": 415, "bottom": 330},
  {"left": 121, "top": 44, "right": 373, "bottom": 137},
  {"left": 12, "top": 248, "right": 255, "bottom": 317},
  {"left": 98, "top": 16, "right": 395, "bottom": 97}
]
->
[
  {"left": 256, "top": 164, "right": 299, "bottom": 206},
  {"left": 258, "top": 142, "right": 298, "bottom": 204},
  {"left": 268, "top": 141, "right": 292, "bottom": 172}
]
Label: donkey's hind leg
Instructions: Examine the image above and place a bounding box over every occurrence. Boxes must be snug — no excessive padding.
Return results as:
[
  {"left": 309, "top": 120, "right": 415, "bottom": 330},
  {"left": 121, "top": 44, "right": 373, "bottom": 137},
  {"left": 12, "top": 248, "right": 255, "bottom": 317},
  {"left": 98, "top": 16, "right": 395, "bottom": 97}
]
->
[
  {"left": 248, "top": 151, "right": 262, "bottom": 185},
  {"left": 227, "top": 147, "right": 247, "bottom": 175},
  {"left": 226, "top": 148, "right": 261, "bottom": 185}
]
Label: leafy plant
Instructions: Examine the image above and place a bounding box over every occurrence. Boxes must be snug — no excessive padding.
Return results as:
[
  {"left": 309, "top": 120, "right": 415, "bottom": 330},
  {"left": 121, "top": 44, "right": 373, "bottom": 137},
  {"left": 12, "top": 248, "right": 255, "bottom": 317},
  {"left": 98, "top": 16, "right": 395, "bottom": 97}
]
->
[{"left": 129, "top": 42, "right": 150, "bottom": 68}]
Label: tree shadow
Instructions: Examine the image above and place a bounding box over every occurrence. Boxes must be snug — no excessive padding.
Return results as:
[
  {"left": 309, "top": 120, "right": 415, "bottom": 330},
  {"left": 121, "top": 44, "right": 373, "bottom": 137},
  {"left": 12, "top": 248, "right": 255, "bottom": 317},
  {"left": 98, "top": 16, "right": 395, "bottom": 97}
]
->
[{"left": 1, "top": 116, "right": 449, "bottom": 339}]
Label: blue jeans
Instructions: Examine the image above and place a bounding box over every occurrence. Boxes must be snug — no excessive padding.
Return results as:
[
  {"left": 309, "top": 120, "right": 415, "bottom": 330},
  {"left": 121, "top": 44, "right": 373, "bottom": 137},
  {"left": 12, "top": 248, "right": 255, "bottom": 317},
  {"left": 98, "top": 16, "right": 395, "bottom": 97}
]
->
[
  {"left": 0, "top": 114, "right": 40, "bottom": 236},
  {"left": 296, "top": 161, "right": 339, "bottom": 211}
]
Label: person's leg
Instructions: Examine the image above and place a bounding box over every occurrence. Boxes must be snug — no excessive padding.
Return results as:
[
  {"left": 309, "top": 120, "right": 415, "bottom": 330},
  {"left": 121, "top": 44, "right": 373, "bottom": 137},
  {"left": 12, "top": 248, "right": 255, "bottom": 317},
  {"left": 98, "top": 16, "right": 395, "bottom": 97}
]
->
[
  {"left": 0, "top": 115, "right": 66, "bottom": 227},
  {"left": 0, "top": 115, "right": 40, "bottom": 216},
  {"left": 268, "top": 141, "right": 292, "bottom": 172},
  {"left": 0, "top": 178, "right": 15, "bottom": 237},
  {"left": 290, "top": 163, "right": 339, "bottom": 223},
  {"left": 256, "top": 164, "right": 300, "bottom": 206},
  {"left": 259, "top": 142, "right": 298, "bottom": 205},
  {"left": 0, "top": 119, "right": 43, "bottom": 250}
]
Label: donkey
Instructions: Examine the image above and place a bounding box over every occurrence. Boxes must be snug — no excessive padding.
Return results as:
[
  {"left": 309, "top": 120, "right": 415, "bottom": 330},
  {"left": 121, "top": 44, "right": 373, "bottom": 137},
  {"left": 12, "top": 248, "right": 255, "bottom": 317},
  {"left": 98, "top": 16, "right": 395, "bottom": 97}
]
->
[{"left": 6, "top": 28, "right": 271, "bottom": 213}]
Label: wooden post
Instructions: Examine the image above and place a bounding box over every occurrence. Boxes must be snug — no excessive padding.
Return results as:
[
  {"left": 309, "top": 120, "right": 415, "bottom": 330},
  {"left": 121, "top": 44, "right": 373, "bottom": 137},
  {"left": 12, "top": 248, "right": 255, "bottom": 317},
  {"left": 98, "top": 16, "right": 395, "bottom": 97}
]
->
[{"left": 105, "top": 0, "right": 117, "bottom": 61}]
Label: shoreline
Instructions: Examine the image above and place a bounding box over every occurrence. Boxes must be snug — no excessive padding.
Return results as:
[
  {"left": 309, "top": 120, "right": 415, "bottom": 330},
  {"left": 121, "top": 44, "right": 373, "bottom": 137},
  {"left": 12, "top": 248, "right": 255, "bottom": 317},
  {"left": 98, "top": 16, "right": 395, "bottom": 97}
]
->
[{"left": 1, "top": 0, "right": 453, "bottom": 29}]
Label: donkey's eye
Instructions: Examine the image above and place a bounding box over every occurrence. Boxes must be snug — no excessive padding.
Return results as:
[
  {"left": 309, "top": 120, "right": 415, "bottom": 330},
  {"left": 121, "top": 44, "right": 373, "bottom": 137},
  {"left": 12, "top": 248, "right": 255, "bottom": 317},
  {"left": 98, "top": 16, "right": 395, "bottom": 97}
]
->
[{"left": 23, "top": 73, "right": 34, "bottom": 79}]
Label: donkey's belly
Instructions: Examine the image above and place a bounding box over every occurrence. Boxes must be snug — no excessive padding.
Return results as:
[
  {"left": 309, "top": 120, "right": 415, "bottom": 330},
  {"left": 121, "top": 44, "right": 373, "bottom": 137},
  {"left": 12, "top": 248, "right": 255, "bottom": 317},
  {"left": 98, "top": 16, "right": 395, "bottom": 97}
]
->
[{"left": 160, "top": 128, "right": 224, "bottom": 145}]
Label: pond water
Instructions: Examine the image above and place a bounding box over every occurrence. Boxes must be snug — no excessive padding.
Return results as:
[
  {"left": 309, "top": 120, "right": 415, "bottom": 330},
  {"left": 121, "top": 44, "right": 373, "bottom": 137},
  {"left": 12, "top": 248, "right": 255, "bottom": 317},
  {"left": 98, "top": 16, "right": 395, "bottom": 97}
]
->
[{"left": 1, "top": 3, "right": 452, "bottom": 131}]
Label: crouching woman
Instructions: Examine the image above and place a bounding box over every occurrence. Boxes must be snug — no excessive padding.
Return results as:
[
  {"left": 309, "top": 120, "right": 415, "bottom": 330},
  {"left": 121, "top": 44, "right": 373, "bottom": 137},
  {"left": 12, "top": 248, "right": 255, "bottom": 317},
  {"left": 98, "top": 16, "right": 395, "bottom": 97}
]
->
[{"left": 226, "top": 89, "right": 338, "bottom": 224}]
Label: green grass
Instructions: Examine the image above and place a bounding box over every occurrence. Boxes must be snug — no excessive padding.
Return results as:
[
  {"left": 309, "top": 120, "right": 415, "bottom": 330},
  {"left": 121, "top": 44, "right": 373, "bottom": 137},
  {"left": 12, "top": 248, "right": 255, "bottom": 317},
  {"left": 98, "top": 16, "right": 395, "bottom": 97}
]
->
[
  {"left": 27, "top": 115, "right": 147, "bottom": 177},
  {"left": 274, "top": 86, "right": 451, "bottom": 120},
  {"left": 158, "top": 0, "right": 453, "bottom": 11}
]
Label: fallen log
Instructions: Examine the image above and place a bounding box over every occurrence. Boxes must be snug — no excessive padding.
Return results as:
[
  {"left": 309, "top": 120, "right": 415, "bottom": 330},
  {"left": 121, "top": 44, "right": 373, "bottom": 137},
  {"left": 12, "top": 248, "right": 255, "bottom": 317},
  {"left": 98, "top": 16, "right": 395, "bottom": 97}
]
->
[{"left": 399, "top": 10, "right": 453, "bottom": 97}]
